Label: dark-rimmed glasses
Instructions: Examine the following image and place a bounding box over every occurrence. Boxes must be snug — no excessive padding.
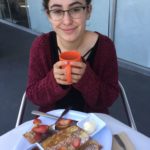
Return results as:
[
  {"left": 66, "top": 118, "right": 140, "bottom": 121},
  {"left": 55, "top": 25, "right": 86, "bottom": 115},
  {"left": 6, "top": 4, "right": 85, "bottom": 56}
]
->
[{"left": 47, "top": 6, "right": 87, "bottom": 21}]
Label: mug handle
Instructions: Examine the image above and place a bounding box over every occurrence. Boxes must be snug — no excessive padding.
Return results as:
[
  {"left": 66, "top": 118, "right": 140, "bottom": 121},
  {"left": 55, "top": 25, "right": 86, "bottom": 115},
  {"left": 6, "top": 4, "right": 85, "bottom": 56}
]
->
[{"left": 65, "top": 63, "right": 72, "bottom": 83}]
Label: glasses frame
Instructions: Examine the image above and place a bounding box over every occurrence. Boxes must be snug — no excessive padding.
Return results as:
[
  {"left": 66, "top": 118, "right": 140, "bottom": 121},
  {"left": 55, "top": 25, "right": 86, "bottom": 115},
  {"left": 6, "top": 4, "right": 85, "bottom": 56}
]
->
[{"left": 47, "top": 5, "right": 88, "bottom": 21}]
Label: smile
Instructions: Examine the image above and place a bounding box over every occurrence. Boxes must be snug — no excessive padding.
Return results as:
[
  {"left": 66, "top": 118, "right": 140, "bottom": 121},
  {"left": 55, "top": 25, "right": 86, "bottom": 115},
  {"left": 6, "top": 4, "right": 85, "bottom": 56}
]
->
[{"left": 61, "top": 28, "right": 76, "bottom": 34}]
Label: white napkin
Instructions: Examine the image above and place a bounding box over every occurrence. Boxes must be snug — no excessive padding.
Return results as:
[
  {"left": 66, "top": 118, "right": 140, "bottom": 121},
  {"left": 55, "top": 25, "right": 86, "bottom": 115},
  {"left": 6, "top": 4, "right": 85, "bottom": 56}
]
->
[{"left": 112, "top": 132, "right": 135, "bottom": 150}]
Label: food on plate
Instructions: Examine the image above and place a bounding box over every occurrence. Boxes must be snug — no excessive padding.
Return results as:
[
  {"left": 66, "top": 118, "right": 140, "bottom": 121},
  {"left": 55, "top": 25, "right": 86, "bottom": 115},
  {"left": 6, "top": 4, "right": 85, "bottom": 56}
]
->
[
  {"left": 23, "top": 131, "right": 42, "bottom": 144},
  {"left": 33, "top": 118, "right": 42, "bottom": 125},
  {"left": 23, "top": 118, "right": 102, "bottom": 149},
  {"left": 83, "top": 120, "right": 96, "bottom": 134},
  {"left": 23, "top": 118, "right": 73, "bottom": 144},
  {"left": 55, "top": 118, "right": 73, "bottom": 130},
  {"left": 32, "top": 125, "right": 49, "bottom": 134},
  {"left": 42, "top": 125, "right": 89, "bottom": 149},
  {"left": 78, "top": 140, "right": 102, "bottom": 150},
  {"left": 41, "top": 125, "right": 102, "bottom": 150},
  {"left": 23, "top": 119, "right": 55, "bottom": 144}
]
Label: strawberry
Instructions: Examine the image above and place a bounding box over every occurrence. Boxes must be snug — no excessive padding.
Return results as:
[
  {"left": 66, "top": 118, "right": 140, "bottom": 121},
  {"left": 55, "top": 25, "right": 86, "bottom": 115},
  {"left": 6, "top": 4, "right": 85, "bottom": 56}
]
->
[
  {"left": 58, "top": 146, "right": 67, "bottom": 150},
  {"left": 57, "top": 119, "right": 72, "bottom": 126},
  {"left": 55, "top": 119, "right": 73, "bottom": 130},
  {"left": 33, "top": 132, "right": 42, "bottom": 142},
  {"left": 72, "top": 137, "right": 81, "bottom": 148},
  {"left": 33, "top": 118, "right": 41, "bottom": 125},
  {"left": 32, "top": 125, "right": 49, "bottom": 134}
]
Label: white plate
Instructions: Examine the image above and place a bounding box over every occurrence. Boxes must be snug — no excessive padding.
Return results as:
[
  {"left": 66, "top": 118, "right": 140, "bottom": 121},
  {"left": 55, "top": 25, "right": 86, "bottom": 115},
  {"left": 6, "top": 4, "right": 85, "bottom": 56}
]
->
[{"left": 13, "top": 109, "right": 112, "bottom": 150}]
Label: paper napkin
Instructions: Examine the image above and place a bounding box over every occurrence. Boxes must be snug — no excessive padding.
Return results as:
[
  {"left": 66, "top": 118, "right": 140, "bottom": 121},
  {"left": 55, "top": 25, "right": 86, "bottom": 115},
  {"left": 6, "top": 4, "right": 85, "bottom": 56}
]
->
[{"left": 112, "top": 132, "right": 135, "bottom": 150}]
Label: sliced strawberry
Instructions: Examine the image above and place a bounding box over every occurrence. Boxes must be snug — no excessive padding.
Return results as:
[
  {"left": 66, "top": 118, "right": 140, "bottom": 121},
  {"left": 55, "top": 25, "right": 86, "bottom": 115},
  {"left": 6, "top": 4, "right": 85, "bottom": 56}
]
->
[
  {"left": 58, "top": 146, "right": 67, "bottom": 150},
  {"left": 57, "top": 119, "right": 73, "bottom": 126},
  {"left": 32, "top": 125, "right": 49, "bottom": 134},
  {"left": 33, "top": 118, "right": 41, "bottom": 125},
  {"left": 33, "top": 132, "right": 42, "bottom": 142},
  {"left": 72, "top": 137, "right": 81, "bottom": 148}
]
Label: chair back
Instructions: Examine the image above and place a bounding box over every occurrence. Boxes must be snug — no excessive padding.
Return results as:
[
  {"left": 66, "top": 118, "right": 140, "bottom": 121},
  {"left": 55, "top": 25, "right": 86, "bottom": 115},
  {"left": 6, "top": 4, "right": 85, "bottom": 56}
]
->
[
  {"left": 118, "top": 81, "right": 137, "bottom": 130},
  {"left": 15, "top": 92, "right": 27, "bottom": 127},
  {"left": 15, "top": 81, "right": 137, "bottom": 130}
]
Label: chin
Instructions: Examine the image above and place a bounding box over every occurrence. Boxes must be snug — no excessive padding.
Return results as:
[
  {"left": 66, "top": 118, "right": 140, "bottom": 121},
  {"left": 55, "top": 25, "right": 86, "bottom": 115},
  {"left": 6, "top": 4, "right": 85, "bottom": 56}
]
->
[{"left": 62, "top": 34, "right": 79, "bottom": 42}]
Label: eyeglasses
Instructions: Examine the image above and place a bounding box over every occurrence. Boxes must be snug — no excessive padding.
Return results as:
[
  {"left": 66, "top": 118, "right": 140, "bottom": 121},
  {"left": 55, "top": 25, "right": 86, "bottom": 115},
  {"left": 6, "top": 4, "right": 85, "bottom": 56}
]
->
[{"left": 48, "top": 6, "right": 87, "bottom": 21}]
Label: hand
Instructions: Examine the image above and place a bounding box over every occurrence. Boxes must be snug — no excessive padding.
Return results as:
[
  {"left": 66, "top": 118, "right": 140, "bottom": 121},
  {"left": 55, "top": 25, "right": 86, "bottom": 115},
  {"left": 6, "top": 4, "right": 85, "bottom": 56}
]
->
[
  {"left": 53, "top": 61, "right": 71, "bottom": 85},
  {"left": 71, "top": 61, "right": 86, "bottom": 84}
]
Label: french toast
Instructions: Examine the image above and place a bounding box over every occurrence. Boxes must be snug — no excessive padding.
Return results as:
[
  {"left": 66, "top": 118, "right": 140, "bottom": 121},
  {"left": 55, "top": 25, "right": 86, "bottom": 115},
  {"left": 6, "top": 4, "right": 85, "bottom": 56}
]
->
[
  {"left": 41, "top": 125, "right": 101, "bottom": 150},
  {"left": 23, "top": 119, "right": 102, "bottom": 150},
  {"left": 78, "top": 140, "right": 102, "bottom": 150}
]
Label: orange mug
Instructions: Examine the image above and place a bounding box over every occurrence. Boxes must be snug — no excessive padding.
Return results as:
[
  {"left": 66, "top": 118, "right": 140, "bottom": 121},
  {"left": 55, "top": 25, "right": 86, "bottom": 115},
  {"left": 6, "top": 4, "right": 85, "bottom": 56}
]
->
[{"left": 59, "top": 51, "right": 81, "bottom": 83}]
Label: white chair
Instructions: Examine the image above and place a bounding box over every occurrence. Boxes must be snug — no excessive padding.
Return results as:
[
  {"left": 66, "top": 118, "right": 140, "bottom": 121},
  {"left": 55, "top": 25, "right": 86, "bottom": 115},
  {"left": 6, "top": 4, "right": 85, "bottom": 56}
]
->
[
  {"left": 15, "top": 92, "right": 26, "bottom": 127},
  {"left": 15, "top": 81, "right": 137, "bottom": 130},
  {"left": 118, "top": 81, "right": 137, "bottom": 130}
]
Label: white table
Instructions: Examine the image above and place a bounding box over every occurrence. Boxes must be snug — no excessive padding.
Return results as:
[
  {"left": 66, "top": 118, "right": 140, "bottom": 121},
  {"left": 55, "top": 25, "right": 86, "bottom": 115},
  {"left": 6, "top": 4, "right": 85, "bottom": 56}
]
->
[
  {"left": 0, "top": 112, "right": 149, "bottom": 150},
  {"left": 95, "top": 113, "right": 150, "bottom": 149}
]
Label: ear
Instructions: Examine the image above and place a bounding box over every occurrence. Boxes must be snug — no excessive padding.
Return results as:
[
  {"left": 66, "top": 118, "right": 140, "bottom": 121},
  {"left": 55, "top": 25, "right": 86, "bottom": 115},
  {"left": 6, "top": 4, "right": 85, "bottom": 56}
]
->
[{"left": 86, "top": 5, "right": 92, "bottom": 20}]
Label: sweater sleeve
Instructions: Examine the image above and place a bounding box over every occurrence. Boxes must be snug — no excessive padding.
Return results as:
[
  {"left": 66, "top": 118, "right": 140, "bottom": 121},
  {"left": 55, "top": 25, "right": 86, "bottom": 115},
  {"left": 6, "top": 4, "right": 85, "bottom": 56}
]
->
[
  {"left": 26, "top": 34, "right": 70, "bottom": 107},
  {"left": 73, "top": 36, "right": 119, "bottom": 112}
]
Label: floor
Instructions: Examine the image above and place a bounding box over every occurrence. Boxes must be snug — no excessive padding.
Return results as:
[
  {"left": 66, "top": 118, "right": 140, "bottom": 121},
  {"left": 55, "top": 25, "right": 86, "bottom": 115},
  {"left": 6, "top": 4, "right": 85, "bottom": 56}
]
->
[{"left": 0, "top": 22, "right": 150, "bottom": 137}]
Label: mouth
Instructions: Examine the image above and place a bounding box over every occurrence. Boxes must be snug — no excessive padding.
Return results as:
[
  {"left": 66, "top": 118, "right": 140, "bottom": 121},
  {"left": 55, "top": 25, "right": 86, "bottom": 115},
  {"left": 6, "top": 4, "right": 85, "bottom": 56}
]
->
[{"left": 61, "top": 27, "right": 76, "bottom": 33}]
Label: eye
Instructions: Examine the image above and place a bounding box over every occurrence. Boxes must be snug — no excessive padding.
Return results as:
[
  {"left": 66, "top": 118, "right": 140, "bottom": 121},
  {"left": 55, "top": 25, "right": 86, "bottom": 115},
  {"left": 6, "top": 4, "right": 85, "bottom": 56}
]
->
[
  {"left": 71, "top": 7, "right": 82, "bottom": 13},
  {"left": 51, "top": 9, "right": 63, "bottom": 15}
]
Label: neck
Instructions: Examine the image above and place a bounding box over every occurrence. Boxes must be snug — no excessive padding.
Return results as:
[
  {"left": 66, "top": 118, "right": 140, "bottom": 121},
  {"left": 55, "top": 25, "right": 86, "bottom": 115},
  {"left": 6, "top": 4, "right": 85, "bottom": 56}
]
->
[{"left": 57, "top": 31, "right": 87, "bottom": 51}]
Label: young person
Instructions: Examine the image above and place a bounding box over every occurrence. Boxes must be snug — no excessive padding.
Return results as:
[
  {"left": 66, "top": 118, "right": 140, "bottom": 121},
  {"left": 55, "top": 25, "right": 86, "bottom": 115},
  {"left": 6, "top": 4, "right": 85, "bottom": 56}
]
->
[{"left": 26, "top": 0, "right": 119, "bottom": 113}]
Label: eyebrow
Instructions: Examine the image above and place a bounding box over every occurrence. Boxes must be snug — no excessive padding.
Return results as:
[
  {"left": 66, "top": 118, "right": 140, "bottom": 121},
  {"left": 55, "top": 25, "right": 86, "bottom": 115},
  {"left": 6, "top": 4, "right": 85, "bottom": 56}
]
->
[{"left": 49, "top": 1, "right": 84, "bottom": 9}]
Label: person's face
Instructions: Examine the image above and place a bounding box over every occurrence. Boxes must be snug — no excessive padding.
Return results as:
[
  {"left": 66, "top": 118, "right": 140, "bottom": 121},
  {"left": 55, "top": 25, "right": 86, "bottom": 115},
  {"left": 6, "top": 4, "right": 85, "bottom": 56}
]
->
[{"left": 47, "top": 0, "right": 91, "bottom": 43}]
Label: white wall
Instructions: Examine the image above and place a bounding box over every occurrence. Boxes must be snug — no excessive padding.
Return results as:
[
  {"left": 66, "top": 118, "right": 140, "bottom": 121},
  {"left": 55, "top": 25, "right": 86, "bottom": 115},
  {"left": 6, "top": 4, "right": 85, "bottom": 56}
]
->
[
  {"left": 115, "top": 0, "right": 150, "bottom": 68},
  {"left": 27, "top": 0, "right": 52, "bottom": 33},
  {"left": 27, "top": 0, "right": 150, "bottom": 69},
  {"left": 27, "top": 0, "right": 109, "bottom": 35},
  {"left": 87, "top": 0, "right": 109, "bottom": 35}
]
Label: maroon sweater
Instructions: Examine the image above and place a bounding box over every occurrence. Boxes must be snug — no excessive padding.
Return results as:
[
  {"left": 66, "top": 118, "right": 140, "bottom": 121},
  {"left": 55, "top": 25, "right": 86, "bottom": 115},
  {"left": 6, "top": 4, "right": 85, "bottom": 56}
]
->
[{"left": 26, "top": 31, "right": 119, "bottom": 113}]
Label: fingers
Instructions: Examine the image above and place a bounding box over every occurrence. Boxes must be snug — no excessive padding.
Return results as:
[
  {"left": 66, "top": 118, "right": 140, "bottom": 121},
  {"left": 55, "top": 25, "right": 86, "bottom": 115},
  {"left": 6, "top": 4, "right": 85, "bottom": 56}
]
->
[
  {"left": 53, "top": 61, "right": 68, "bottom": 85},
  {"left": 71, "top": 74, "right": 82, "bottom": 83},
  {"left": 53, "top": 61, "right": 86, "bottom": 84},
  {"left": 53, "top": 61, "right": 66, "bottom": 70},
  {"left": 71, "top": 62, "right": 86, "bottom": 83},
  {"left": 54, "top": 73, "right": 66, "bottom": 80},
  {"left": 70, "top": 61, "right": 83, "bottom": 68},
  {"left": 71, "top": 62, "right": 86, "bottom": 74},
  {"left": 55, "top": 78, "right": 72, "bottom": 85}
]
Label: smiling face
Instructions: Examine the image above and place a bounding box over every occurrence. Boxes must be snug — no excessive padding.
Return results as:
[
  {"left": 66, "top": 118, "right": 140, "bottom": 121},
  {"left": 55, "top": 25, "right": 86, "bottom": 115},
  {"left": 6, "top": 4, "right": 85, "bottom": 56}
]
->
[{"left": 47, "top": 0, "right": 91, "bottom": 43}]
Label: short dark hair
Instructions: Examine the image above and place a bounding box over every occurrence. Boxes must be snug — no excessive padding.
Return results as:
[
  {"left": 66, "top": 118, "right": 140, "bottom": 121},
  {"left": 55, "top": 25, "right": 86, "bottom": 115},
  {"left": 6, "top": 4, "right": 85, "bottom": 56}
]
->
[
  {"left": 43, "top": 0, "right": 92, "bottom": 11},
  {"left": 86, "top": 0, "right": 92, "bottom": 5}
]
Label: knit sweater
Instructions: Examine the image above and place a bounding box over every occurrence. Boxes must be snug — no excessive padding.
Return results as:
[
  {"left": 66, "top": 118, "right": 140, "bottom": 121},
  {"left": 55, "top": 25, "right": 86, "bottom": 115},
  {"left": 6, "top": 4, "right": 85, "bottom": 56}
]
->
[{"left": 26, "top": 31, "right": 119, "bottom": 113}]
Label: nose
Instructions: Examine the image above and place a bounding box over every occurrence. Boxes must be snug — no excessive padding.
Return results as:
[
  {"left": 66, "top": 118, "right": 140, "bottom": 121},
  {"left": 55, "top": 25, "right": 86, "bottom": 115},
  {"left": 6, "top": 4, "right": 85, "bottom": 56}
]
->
[{"left": 62, "top": 11, "right": 73, "bottom": 25}]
